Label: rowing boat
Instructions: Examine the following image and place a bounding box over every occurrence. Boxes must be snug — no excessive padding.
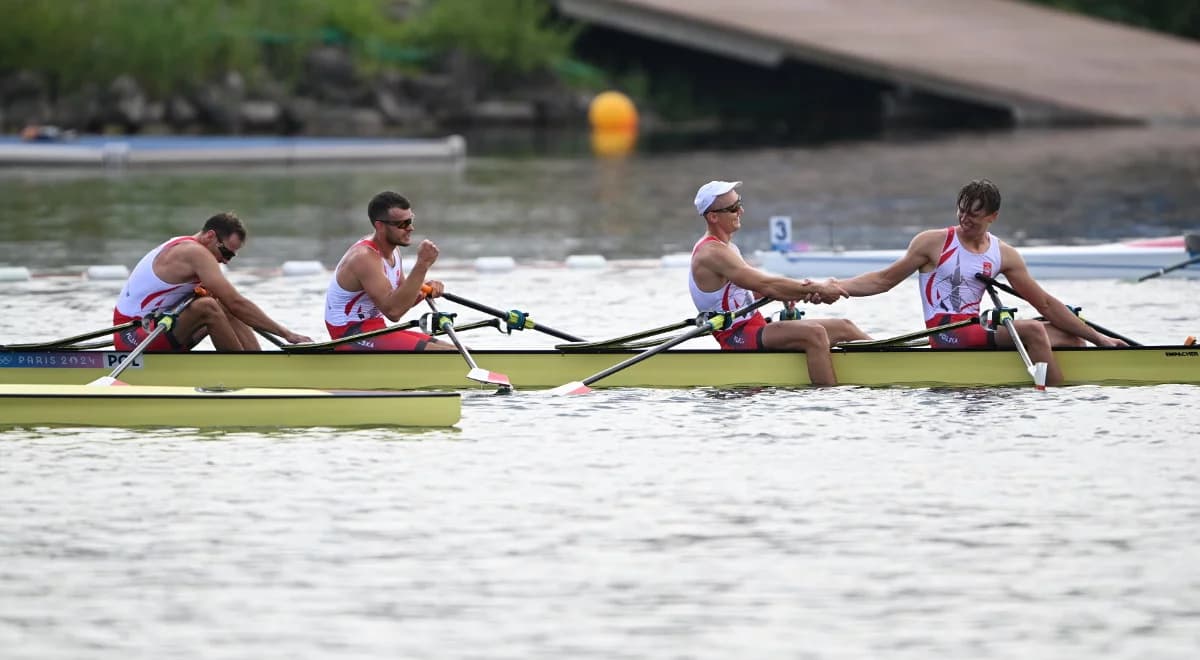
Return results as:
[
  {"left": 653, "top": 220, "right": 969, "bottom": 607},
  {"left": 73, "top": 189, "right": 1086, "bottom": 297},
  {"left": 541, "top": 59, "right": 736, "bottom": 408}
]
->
[
  {"left": 0, "top": 384, "right": 460, "bottom": 428},
  {"left": 1, "top": 345, "right": 1196, "bottom": 389},
  {"left": 755, "top": 235, "right": 1199, "bottom": 280}
]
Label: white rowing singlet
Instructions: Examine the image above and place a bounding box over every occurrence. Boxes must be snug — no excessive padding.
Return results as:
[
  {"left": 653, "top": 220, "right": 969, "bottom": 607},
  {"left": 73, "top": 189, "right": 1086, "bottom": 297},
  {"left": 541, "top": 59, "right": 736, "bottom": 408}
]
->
[
  {"left": 325, "top": 238, "right": 404, "bottom": 326},
  {"left": 918, "top": 226, "right": 1002, "bottom": 322},
  {"left": 688, "top": 236, "right": 756, "bottom": 328},
  {"left": 114, "top": 236, "right": 199, "bottom": 320}
]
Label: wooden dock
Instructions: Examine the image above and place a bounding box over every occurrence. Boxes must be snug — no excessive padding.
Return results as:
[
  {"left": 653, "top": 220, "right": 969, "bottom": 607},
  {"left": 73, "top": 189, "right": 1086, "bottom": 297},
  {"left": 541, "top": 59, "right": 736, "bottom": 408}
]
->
[{"left": 557, "top": 0, "right": 1200, "bottom": 124}]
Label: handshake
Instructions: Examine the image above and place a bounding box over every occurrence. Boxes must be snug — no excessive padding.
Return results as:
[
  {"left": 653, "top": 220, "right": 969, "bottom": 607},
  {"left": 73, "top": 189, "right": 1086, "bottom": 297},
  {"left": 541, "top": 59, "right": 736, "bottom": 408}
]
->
[{"left": 795, "top": 278, "right": 848, "bottom": 305}]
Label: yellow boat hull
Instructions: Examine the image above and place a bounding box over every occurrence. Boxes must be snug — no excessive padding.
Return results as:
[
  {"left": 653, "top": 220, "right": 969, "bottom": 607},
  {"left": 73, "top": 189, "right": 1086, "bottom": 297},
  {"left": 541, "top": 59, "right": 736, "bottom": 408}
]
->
[
  {"left": 0, "top": 384, "right": 460, "bottom": 428},
  {"left": 1, "top": 346, "right": 1197, "bottom": 389}
]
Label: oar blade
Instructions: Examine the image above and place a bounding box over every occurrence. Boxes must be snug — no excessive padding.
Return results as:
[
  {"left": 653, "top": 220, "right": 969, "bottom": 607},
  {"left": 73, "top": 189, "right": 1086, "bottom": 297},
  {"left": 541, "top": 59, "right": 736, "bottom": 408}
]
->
[
  {"left": 88, "top": 376, "right": 129, "bottom": 387},
  {"left": 548, "top": 381, "right": 591, "bottom": 396},
  {"left": 1030, "top": 362, "right": 1048, "bottom": 390},
  {"left": 467, "top": 367, "right": 511, "bottom": 387}
]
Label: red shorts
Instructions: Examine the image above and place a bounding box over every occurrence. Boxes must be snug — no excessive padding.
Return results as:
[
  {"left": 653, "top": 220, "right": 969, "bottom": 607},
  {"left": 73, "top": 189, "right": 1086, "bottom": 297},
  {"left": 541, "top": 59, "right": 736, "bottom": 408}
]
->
[
  {"left": 327, "top": 317, "right": 435, "bottom": 351},
  {"left": 712, "top": 312, "right": 768, "bottom": 350},
  {"left": 113, "top": 317, "right": 190, "bottom": 352},
  {"left": 927, "top": 313, "right": 994, "bottom": 349}
]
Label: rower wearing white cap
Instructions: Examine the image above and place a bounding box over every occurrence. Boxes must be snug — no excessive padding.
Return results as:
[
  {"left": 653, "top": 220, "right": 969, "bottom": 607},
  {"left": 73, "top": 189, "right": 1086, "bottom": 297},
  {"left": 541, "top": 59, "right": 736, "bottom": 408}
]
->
[{"left": 689, "top": 180, "right": 869, "bottom": 386}]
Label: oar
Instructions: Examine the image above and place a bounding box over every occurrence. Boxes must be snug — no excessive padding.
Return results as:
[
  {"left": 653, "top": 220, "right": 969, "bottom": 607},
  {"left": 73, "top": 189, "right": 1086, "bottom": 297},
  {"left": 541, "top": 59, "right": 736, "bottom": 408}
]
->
[
  {"left": 836, "top": 316, "right": 981, "bottom": 349},
  {"left": 257, "top": 320, "right": 423, "bottom": 352},
  {"left": 89, "top": 293, "right": 197, "bottom": 386},
  {"left": 1138, "top": 233, "right": 1200, "bottom": 282},
  {"left": 1, "top": 320, "right": 138, "bottom": 351},
  {"left": 977, "top": 274, "right": 1139, "bottom": 346},
  {"left": 975, "top": 274, "right": 1047, "bottom": 390},
  {"left": 425, "top": 292, "right": 511, "bottom": 389},
  {"left": 440, "top": 291, "right": 585, "bottom": 342},
  {"left": 556, "top": 318, "right": 693, "bottom": 351},
  {"left": 1137, "top": 254, "right": 1200, "bottom": 282},
  {"left": 257, "top": 318, "right": 504, "bottom": 353},
  {"left": 549, "top": 297, "right": 773, "bottom": 395}
]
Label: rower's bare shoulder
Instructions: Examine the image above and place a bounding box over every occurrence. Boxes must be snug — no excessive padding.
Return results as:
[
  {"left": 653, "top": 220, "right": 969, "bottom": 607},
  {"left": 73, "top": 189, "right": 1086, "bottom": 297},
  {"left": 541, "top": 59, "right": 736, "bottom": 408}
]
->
[{"left": 906, "top": 229, "right": 948, "bottom": 256}]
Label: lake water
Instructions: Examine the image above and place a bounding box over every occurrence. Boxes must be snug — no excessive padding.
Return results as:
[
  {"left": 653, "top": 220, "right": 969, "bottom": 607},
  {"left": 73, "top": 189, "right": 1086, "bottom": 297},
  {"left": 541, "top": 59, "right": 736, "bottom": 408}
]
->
[{"left": 1, "top": 126, "right": 1199, "bottom": 660}]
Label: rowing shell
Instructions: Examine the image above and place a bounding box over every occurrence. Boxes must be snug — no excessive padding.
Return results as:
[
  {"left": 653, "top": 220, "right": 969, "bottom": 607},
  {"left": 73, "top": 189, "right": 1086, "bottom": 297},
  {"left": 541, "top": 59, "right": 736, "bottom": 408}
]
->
[
  {"left": 755, "top": 236, "right": 1198, "bottom": 280},
  {"left": 0, "top": 384, "right": 460, "bottom": 428},
  {"left": 1, "top": 345, "right": 1197, "bottom": 389}
]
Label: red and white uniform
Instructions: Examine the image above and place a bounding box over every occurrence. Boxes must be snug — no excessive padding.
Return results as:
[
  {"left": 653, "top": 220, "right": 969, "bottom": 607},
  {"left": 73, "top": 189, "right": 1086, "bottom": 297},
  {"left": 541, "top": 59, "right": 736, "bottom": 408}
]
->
[
  {"left": 112, "top": 236, "right": 199, "bottom": 351},
  {"left": 324, "top": 239, "right": 433, "bottom": 351},
  {"left": 919, "top": 227, "right": 1002, "bottom": 348},
  {"left": 689, "top": 236, "right": 767, "bottom": 350}
]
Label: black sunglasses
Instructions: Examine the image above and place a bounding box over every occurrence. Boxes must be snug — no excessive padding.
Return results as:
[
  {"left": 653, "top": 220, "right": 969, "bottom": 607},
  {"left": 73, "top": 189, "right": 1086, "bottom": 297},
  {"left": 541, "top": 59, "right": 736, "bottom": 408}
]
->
[
  {"left": 216, "top": 239, "right": 237, "bottom": 260},
  {"left": 709, "top": 198, "right": 743, "bottom": 215},
  {"left": 379, "top": 217, "right": 414, "bottom": 229}
]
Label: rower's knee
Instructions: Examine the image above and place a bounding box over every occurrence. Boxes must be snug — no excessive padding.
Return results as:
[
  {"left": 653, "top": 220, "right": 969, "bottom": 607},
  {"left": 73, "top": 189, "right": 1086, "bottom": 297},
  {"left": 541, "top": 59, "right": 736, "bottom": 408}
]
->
[
  {"left": 790, "top": 322, "right": 830, "bottom": 352},
  {"left": 190, "top": 297, "right": 226, "bottom": 321},
  {"left": 1014, "top": 320, "right": 1051, "bottom": 350}
]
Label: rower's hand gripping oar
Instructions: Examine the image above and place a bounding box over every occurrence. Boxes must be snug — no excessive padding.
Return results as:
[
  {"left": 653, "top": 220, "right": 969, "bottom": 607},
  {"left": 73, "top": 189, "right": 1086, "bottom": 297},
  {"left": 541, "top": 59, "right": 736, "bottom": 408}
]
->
[
  {"left": 975, "top": 274, "right": 1047, "bottom": 390},
  {"left": 89, "top": 289, "right": 201, "bottom": 386},
  {"left": 977, "top": 274, "right": 1139, "bottom": 346},
  {"left": 440, "top": 291, "right": 585, "bottom": 342},
  {"left": 549, "top": 297, "right": 773, "bottom": 396},
  {"left": 423, "top": 286, "right": 512, "bottom": 390}
]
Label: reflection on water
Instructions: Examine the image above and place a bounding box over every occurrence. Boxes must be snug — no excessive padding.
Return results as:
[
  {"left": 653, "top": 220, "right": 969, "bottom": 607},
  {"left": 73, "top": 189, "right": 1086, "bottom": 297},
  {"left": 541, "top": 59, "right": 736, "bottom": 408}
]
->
[{"left": 3, "top": 125, "right": 1200, "bottom": 271}]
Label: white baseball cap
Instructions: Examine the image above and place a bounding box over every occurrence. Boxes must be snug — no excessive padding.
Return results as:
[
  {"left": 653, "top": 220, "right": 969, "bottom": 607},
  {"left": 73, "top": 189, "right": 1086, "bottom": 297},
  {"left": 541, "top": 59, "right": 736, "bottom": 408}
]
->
[{"left": 694, "top": 180, "right": 742, "bottom": 215}]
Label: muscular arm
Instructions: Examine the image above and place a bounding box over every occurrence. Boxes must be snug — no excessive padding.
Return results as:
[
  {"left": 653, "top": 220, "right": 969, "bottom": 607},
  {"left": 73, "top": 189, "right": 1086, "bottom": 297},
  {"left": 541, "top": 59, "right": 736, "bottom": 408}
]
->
[
  {"left": 837, "top": 230, "right": 940, "bottom": 297},
  {"left": 693, "top": 241, "right": 845, "bottom": 301},
  {"left": 343, "top": 240, "right": 439, "bottom": 321},
  {"left": 183, "top": 244, "right": 300, "bottom": 339},
  {"left": 1000, "top": 243, "right": 1124, "bottom": 347}
]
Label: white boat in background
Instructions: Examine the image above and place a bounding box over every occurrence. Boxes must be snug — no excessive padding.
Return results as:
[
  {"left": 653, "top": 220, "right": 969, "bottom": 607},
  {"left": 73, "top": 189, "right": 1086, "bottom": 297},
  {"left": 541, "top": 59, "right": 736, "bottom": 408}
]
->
[{"left": 755, "top": 217, "right": 1200, "bottom": 280}]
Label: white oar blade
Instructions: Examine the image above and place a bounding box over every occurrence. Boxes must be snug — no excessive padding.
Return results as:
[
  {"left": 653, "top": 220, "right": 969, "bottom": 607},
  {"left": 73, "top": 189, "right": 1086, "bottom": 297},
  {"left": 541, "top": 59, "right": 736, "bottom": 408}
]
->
[
  {"left": 88, "top": 376, "right": 129, "bottom": 387},
  {"left": 548, "top": 381, "right": 592, "bottom": 396},
  {"left": 467, "top": 367, "right": 511, "bottom": 387},
  {"left": 1030, "top": 362, "right": 1048, "bottom": 390}
]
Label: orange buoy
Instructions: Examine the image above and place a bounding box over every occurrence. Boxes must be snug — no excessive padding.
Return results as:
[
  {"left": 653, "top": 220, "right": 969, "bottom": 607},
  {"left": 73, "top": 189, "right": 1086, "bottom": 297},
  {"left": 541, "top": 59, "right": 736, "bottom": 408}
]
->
[{"left": 588, "top": 91, "right": 638, "bottom": 131}]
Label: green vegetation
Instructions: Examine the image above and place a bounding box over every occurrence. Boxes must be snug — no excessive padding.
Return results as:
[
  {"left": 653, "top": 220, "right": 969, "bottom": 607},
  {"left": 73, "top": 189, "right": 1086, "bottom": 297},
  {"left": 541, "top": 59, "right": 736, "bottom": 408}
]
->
[
  {"left": 0, "top": 0, "right": 580, "bottom": 96},
  {"left": 1027, "top": 0, "right": 1200, "bottom": 40}
]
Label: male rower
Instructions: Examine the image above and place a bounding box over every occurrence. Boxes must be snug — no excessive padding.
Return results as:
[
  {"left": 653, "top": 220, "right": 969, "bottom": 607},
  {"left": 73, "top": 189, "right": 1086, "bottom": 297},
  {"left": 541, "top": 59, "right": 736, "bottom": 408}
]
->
[
  {"left": 323, "top": 191, "right": 457, "bottom": 351},
  {"left": 690, "top": 180, "right": 869, "bottom": 386},
  {"left": 836, "top": 178, "right": 1125, "bottom": 386},
  {"left": 114, "top": 212, "right": 312, "bottom": 351}
]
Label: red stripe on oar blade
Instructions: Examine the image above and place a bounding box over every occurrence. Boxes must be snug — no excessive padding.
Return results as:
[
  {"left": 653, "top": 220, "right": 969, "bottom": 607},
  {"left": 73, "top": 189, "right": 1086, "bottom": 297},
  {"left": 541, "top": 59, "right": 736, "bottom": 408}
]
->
[
  {"left": 548, "top": 381, "right": 591, "bottom": 396},
  {"left": 87, "top": 376, "right": 130, "bottom": 386},
  {"left": 1031, "top": 363, "right": 1048, "bottom": 390},
  {"left": 467, "top": 368, "right": 510, "bottom": 387}
]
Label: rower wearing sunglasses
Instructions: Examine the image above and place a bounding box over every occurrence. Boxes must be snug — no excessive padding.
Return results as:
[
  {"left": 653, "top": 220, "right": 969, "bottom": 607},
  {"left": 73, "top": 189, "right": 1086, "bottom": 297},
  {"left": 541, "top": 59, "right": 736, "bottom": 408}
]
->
[
  {"left": 113, "top": 211, "right": 312, "bottom": 352},
  {"left": 689, "top": 180, "right": 870, "bottom": 386},
  {"left": 323, "top": 191, "right": 457, "bottom": 351}
]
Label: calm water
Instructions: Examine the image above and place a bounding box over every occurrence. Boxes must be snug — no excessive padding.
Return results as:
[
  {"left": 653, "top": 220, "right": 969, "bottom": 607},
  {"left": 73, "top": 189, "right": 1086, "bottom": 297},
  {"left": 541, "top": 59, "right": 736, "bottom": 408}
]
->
[{"left": 2, "top": 126, "right": 1200, "bottom": 659}]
